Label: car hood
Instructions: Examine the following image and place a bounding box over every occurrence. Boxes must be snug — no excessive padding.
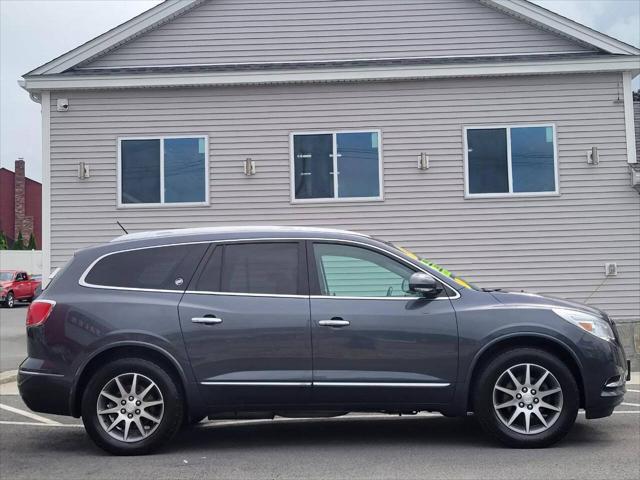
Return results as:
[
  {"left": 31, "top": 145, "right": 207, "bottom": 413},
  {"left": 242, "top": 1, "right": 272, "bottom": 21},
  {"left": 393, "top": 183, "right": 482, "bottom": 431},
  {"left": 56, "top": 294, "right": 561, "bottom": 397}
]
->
[
  {"left": 488, "top": 290, "right": 609, "bottom": 320},
  {"left": 0, "top": 281, "right": 11, "bottom": 288}
]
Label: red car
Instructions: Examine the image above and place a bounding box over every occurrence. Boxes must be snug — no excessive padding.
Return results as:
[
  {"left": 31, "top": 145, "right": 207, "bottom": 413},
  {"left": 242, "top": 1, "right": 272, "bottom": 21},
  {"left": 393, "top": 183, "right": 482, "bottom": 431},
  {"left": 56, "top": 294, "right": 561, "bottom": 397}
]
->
[{"left": 0, "top": 270, "right": 41, "bottom": 308}]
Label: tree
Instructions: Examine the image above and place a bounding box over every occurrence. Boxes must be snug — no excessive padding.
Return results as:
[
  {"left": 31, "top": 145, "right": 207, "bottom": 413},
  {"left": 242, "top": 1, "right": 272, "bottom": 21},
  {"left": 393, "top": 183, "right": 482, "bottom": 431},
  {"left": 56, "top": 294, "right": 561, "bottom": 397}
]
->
[
  {"left": 12, "top": 231, "right": 24, "bottom": 250},
  {"left": 27, "top": 233, "right": 37, "bottom": 250},
  {"left": 0, "top": 231, "right": 8, "bottom": 250}
]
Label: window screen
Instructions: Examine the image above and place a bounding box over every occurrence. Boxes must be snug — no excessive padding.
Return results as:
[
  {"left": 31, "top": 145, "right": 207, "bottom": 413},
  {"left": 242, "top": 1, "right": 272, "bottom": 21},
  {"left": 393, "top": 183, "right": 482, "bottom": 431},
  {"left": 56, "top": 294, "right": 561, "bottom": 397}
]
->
[
  {"left": 221, "top": 243, "right": 299, "bottom": 295},
  {"left": 84, "top": 244, "right": 208, "bottom": 290},
  {"left": 293, "top": 131, "right": 381, "bottom": 200},
  {"left": 466, "top": 126, "right": 556, "bottom": 196},
  {"left": 120, "top": 136, "right": 207, "bottom": 205}
]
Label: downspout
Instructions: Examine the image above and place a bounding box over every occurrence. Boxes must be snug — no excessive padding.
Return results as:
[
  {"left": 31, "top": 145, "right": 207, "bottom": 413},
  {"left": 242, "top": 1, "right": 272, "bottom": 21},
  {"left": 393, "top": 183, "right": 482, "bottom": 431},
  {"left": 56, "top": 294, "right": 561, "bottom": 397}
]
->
[{"left": 622, "top": 71, "right": 637, "bottom": 165}]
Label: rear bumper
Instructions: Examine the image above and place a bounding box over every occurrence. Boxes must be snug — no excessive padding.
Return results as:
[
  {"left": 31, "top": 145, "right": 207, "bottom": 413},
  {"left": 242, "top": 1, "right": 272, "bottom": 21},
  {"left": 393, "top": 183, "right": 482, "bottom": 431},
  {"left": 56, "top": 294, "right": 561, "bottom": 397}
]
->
[{"left": 17, "top": 367, "right": 72, "bottom": 416}]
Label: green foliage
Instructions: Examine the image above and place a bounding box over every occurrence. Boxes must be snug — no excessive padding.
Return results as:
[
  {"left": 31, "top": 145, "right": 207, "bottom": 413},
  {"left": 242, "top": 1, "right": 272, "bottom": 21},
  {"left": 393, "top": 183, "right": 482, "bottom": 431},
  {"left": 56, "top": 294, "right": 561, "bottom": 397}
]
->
[
  {"left": 12, "top": 231, "right": 24, "bottom": 250},
  {"left": 0, "top": 231, "right": 8, "bottom": 250},
  {"left": 27, "top": 233, "right": 37, "bottom": 250}
]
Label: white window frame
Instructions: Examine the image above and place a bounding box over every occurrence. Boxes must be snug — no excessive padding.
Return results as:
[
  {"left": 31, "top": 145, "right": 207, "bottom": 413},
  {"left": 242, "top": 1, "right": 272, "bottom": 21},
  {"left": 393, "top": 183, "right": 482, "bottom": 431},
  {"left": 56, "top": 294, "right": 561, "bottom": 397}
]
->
[
  {"left": 289, "top": 129, "right": 384, "bottom": 204},
  {"left": 463, "top": 124, "right": 559, "bottom": 199},
  {"left": 117, "top": 135, "right": 210, "bottom": 209}
]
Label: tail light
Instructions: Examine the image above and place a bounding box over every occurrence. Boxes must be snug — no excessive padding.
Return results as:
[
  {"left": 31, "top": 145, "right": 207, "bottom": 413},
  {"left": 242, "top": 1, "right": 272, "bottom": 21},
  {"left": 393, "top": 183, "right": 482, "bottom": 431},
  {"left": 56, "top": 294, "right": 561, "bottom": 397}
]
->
[{"left": 26, "top": 300, "right": 56, "bottom": 327}]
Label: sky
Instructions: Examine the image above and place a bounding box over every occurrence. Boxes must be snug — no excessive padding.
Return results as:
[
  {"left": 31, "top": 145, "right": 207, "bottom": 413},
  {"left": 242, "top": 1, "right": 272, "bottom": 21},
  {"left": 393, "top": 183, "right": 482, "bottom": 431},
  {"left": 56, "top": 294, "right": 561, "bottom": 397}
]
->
[{"left": 1, "top": 0, "right": 639, "bottom": 182}]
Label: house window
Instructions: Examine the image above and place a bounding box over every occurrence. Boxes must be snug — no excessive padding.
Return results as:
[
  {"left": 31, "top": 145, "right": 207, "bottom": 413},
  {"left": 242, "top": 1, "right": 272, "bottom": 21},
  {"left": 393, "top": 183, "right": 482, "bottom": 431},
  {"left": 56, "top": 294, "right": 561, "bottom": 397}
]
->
[
  {"left": 292, "top": 131, "right": 382, "bottom": 201},
  {"left": 465, "top": 125, "right": 558, "bottom": 197},
  {"left": 118, "top": 136, "right": 208, "bottom": 206}
]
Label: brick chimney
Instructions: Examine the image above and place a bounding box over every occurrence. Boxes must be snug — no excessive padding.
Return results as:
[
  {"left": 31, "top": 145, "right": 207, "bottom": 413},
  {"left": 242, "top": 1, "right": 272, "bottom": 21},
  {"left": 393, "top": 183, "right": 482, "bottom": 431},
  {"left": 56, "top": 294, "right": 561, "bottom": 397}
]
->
[{"left": 13, "top": 158, "right": 34, "bottom": 246}]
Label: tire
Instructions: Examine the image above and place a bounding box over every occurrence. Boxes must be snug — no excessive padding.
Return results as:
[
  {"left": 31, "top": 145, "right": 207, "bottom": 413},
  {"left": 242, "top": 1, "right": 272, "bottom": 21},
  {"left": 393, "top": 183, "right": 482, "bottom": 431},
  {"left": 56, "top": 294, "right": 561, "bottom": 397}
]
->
[
  {"left": 474, "top": 347, "right": 579, "bottom": 448},
  {"left": 81, "top": 357, "right": 184, "bottom": 455},
  {"left": 5, "top": 292, "right": 15, "bottom": 308}
]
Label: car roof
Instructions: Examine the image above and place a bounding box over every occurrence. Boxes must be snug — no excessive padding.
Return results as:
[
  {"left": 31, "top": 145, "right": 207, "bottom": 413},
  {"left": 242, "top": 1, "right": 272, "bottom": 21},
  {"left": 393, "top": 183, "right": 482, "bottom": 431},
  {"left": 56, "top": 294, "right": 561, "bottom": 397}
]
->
[{"left": 111, "top": 226, "right": 371, "bottom": 243}]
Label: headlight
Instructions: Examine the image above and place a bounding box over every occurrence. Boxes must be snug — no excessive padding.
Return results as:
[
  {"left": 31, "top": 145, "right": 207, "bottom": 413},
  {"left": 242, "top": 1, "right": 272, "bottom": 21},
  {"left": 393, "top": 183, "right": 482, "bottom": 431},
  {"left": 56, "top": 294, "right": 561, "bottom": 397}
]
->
[{"left": 553, "top": 308, "right": 615, "bottom": 342}]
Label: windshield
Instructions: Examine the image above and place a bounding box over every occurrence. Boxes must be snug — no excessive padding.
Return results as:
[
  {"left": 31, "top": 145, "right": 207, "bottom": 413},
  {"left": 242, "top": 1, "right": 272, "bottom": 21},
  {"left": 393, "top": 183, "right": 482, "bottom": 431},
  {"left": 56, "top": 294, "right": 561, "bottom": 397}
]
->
[
  {"left": 384, "top": 243, "right": 479, "bottom": 290},
  {"left": 0, "top": 272, "right": 14, "bottom": 282}
]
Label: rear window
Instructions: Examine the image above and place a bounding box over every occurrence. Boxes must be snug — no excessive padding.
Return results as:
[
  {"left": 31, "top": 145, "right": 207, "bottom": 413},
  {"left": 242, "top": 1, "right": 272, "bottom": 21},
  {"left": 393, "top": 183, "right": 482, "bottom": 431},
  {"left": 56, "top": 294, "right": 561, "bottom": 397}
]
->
[{"left": 84, "top": 244, "right": 208, "bottom": 291}]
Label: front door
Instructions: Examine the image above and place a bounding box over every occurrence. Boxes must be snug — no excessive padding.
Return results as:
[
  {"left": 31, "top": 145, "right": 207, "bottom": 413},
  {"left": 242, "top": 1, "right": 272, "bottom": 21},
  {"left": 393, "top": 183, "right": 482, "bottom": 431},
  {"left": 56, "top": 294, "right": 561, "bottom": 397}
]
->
[
  {"left": 308, "top": 241, "right": 459, "bottom": 408},
  {"left": 179, "top": 241, "right": 312, "bottom": 408}
]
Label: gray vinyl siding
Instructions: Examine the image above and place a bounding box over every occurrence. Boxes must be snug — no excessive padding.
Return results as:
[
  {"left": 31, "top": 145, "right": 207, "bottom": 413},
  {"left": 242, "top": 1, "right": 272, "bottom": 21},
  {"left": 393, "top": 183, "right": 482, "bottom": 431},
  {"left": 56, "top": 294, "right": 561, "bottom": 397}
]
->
[
  {"left": 84, "top": 0, "right": 593, "bottom": 68},
  {"left": 48, "top": 72, "right": 640, "bottom": 322}
]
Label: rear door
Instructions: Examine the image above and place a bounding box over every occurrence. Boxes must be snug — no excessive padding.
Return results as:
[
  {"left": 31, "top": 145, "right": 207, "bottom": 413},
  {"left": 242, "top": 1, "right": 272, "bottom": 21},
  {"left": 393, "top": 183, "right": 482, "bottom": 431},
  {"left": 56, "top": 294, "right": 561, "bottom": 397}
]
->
[
  {"left": 14, "top": 272, "right": 30, "bottom": 299},
  {"left": 179, "top": 241, "right": 312, "bottom": 408},
  {"left": 308, "top": 241, "right": 459, "bottom": 407}
]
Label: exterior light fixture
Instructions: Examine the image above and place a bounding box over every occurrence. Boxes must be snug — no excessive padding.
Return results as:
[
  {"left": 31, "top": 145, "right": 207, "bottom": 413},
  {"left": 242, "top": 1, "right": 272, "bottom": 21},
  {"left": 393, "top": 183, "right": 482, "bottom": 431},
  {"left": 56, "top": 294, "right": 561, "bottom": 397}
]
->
[
  {"left": 587, "top": 147, "right": 599, "bottom": 165},
  {"left": 244, "top": 158, "right": 256, "bottom": 176},
  {"left": 418, "top": 152, "right": 429, "bottom": 170}
]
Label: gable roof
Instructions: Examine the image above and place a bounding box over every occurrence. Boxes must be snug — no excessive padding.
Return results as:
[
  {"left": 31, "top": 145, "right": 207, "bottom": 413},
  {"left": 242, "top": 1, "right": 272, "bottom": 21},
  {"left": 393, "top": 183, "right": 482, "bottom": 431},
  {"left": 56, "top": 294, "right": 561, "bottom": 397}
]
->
[{"left": 25, "top": 0, "right": 639, "bottom": 77}]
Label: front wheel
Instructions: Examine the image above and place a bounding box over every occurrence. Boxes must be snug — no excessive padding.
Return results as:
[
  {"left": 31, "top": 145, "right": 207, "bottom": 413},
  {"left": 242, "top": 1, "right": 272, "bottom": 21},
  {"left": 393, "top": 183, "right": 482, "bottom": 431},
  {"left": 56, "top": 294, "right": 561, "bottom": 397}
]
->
[
  {"left": 474, "top": 348, "right": 579, "bottom": 448},
  {"left": 81, "top": 358, "right": 184, "bottom": 455}
]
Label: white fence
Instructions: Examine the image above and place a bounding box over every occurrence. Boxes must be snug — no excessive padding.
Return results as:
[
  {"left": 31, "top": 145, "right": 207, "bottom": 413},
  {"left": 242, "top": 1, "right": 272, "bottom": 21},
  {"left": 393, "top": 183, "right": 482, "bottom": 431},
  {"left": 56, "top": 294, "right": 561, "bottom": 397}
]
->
[{"left": 0, "top": 250, "right": 42, "bottom": 275}]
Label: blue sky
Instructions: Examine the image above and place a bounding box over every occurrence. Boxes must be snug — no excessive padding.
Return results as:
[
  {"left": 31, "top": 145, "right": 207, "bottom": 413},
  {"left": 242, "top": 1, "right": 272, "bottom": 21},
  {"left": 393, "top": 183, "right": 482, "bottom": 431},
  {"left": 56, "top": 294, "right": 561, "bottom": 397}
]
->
[{"left": 1, "top": 0, "right": 638, "bottom": 181}]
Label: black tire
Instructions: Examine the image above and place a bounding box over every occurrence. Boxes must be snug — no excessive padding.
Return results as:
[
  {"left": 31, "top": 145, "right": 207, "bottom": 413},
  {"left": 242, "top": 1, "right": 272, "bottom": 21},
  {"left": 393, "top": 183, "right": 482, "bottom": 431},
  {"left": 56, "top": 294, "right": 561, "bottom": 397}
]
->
[
  {"left": 5, "top": 292, "right": 15, "bottom": 308},
  {"left": 474, "top": 347, "right": 579, "bottom": 448},
  {"left": 81, "top": 357, "right": 184, "bottom": 455}
]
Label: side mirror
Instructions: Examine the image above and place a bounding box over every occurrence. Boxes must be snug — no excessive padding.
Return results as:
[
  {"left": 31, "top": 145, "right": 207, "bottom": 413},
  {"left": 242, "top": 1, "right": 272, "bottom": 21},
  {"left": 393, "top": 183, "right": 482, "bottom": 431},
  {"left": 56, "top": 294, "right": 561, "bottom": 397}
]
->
[{"left": 408, "top": 273, "right": 443, "bottom": 297}]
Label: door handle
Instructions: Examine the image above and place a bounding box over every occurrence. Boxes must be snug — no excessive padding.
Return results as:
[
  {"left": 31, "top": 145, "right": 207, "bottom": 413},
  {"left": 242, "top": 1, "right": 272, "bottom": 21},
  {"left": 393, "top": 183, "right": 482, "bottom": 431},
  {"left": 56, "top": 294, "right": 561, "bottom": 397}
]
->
[
  {"left": 318, "top": 319, "right": 350, "bottom": 328},
  {"left": 191, "top": 316, "right": 223, "bottom": 325}
]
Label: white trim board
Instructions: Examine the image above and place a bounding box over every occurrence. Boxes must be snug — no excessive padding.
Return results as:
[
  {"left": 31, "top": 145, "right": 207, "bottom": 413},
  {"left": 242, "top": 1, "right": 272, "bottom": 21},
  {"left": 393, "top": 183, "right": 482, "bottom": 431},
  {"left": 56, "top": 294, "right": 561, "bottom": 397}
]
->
[
  {"left": 21, "top": 56, "right": 640, "bottom": 92},
  {"left": 22, "top": 0, "right": 639, "bottom": 78},
  {"left": 622, "top": 71, "right": 638, "bottom": 164},
  {"left": 40, "top": 92, "right": 51, "bottom": 284}
]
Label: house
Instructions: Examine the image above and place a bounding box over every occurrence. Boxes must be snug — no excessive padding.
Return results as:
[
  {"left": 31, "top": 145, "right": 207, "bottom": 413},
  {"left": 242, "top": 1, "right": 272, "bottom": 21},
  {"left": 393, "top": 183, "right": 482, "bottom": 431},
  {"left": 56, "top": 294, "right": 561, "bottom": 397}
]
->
[
  {"left": 19, "top": 0, "right": 640, "bottom": 358},
  {"left": 0, "top": 158, "right": 42, "bottom": 248}
]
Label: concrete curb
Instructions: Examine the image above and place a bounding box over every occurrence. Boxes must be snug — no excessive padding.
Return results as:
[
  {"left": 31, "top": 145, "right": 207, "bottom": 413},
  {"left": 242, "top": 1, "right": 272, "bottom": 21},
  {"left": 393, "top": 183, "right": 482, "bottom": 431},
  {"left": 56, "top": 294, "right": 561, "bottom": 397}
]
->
[{"left": 0, "top": 370, "right": 18, "bottom": 384}]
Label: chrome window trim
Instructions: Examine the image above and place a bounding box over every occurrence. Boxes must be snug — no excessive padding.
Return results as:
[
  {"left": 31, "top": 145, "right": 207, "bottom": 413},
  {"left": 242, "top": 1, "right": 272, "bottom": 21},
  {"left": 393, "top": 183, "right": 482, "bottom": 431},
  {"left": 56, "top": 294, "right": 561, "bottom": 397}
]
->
[
  {"left": 199, "top": 381, "right": 450, "bottom": 388},
  {"left": 78, "top": 237, "right": 461, "bottom": 300}
]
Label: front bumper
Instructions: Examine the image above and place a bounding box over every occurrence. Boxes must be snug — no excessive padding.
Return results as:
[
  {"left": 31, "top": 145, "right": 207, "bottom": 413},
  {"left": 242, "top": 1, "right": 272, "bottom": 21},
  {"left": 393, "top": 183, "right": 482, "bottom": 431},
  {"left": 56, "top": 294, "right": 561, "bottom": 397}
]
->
[{"left": 581, "top": 338, "right": 629, "bottom": 419}]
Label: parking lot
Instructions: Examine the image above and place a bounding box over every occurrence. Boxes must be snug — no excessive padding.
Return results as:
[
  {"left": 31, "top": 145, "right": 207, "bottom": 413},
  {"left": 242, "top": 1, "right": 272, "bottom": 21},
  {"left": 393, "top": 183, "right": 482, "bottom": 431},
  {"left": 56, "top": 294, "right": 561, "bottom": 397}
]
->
[{"left": 1, "top": 307, "right": 639, "bottom": 480}]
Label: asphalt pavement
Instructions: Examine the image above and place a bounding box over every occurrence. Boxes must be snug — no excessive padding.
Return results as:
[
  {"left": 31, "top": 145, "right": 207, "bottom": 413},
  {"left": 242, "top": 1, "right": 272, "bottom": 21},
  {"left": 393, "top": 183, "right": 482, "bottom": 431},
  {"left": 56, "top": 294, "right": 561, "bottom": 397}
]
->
[{"left": 1, "top": 306, "right": 639, "bottom": 479}]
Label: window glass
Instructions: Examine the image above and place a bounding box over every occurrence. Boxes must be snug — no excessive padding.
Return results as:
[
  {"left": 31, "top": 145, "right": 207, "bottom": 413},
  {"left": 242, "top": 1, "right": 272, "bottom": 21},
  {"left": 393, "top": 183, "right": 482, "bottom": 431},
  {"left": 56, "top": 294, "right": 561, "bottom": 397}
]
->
[
  {"left": 85, "top": 244, "right": 208, "bottom": 290},
  {"left": 467, "top": 128, "right": 509, "bottom": 194},
  {"left": 293, "top": 131, "right": 381, "bottom": 200},
  {"left": 511, "top": 126, "right": 555, "bottom": 193},
  {"left": 164, "top": 138, "right": 206, "bottom": 203},
  {"left": 293, "top": 134, "right": 334, "bottom": 199},
  {"left": 221, "top": 243, "right": 299, "bottom": 295},
  {"left": 121, "top": 139, "right": 161, "bottom": 204},
  {"left": 195, "top": 246, "right": 222, "bottom": 292},
  {"left": 120, "top": 137, "right": 207, "bottom": 205},
  {"left": 337, "top": 132, "right": 380, "bottom": 198},
  {"left": 16, "top": 272, "right": 27, "bottom": 281},
  {"left": 466, "top": 126, "right": 556, "bottom": 196},
  {"left": 313, "top": 243, "right": 419, "bottom": 297}
]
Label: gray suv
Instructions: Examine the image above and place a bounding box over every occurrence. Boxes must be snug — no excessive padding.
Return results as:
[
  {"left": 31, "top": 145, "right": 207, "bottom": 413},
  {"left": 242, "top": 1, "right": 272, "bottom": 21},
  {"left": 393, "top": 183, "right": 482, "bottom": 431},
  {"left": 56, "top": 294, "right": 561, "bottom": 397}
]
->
[{"left": 18, "top": 227, "right": 629, "bottom": 455}]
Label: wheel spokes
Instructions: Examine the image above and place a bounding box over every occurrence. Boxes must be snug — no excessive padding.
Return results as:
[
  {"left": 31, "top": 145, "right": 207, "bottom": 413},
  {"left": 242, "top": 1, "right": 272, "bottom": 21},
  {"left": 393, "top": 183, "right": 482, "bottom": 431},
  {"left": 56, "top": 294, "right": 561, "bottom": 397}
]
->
[
  {"left": 493, "top": 362, "right": 563, "bottom": 435},
  {"left": 96, "top": 372, "right": 164, "bottom": 443}
]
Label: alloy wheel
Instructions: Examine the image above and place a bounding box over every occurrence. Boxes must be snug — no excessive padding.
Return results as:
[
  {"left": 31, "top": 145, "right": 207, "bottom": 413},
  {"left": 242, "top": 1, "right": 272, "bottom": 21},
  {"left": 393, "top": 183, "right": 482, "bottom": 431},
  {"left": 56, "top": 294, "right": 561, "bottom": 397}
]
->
[
  {"left": 96, "top": 373, "right": 164, "bottom": 443},
  {"left": 493, "top": 363, "right": 563, "bottom": 435},
  {"left": 6, "top": 293, "right": 14, "bottom": 308}
]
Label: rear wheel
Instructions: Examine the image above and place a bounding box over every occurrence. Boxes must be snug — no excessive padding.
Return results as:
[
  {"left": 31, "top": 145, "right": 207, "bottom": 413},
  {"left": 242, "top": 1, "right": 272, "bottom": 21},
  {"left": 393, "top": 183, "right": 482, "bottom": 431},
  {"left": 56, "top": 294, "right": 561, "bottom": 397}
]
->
[
  {"left": 474, "top": 348, "right": 579, "bottom": 448},
  {"left": 81, "top": 358, "right": 184, "bottom": 455},
  {"left": 4, "top": 292, "right": 15, "bottom": 308}
]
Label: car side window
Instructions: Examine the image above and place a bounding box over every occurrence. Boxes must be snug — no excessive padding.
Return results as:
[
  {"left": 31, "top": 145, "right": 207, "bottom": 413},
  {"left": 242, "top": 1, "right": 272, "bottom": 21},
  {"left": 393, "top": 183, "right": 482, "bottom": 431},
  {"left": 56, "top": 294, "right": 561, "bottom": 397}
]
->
[
  {"left": 195, "top": 245, "right": 222, "bottom": 292},
  {"left": 84, "top": 244, "right": 208, "bottom": 291},
  {"left": 220, "top": 242, "right": 300, "bottom": 295},
  {"left": 16, "top": 272, "right": 27, "bottom": 281},
  {"left": 312, "top": 243, "right": 421, "bottom": 297}
]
